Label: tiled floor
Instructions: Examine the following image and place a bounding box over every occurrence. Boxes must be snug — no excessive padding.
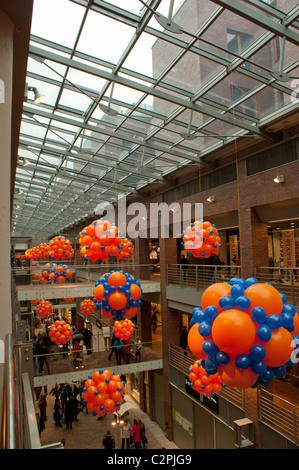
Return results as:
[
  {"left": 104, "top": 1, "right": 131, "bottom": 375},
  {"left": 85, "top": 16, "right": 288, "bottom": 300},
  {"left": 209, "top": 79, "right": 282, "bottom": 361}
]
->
[{"left": 35, "top": 388, "right": 178, "bottom": 450}]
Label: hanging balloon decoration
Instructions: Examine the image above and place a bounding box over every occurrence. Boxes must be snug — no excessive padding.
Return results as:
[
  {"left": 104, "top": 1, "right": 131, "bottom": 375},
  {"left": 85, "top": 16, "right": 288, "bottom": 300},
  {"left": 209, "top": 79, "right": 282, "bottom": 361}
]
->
[
  {"left": 188, "top": 278, "right": 297, "bottom": 390},
  {"left": 25, "top": 242, "right": 49, "bottom": 260},
  {"left": 113, "top": 319, "right": 136, "bottom": 341},
  {"left": 41, "top": 263, "right": 73, "bottom": 284},
  {"left": 183, "top": 220, "right": 221, "bottom": 258},
  {"left": 48, "top": 235, "right": 74, "bottom": 260},
  {"left": 188, "top": 360, "right": 225, "bottom": 397},
  {"left": 79, "top": 219, "right": 134, "bottom": 263},
  {"left": 82, "top": 369, "right": 125, "bottom": 418},
  {"left": 94, "top": 271, "right": 143, "bottom": 321},
  {"left": 48, "top": 320, "right": 73, "bottom": 345},
  {"left": 31, "top": 299, "right": 41, "bottom": 305},
  {"left": 36, "top": 300, "right": 53, "bottom": 318},
  {"left": 64, "top": 298, "right": 75, "bottom": 303},
  {"left": 80, "top": 298, "right": 96, "bottom": 316}
]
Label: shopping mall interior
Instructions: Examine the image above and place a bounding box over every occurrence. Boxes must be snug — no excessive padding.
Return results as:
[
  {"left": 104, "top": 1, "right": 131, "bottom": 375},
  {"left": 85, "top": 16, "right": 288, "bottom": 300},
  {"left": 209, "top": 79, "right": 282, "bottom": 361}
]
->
[{"left": 1, "top": 0, "right": 299, "bottom": 452}]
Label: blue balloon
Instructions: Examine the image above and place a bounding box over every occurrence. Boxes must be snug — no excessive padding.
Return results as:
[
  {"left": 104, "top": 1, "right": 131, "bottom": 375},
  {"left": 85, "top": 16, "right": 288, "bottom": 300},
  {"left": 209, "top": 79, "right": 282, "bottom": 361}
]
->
[
  {"left": 230, "top": 284, "right": 244, "bottom": 299},
  {"left": 202, "top": 340, "right": 219, "bottom": 356},
  {"left": 264, "top": 314, "right": 283, "bottom": 329},
  {"left": 244, "top": 277, "right": 258, "bottom": 289},
  {"left": 256, "top": 324, "right": 272, "bottom": 341},
  {"left": 216, "top": 351, "right": 230, "bottom": 365},
  {"left": 251, "top": 360, "right": 267, "bottom": 375},
  {"left": 229, "top": 277, "right": 243, "bottom": 285},
  {"left": 261, "top": 368, "right": 274, "bottom": 383},
  {"left": 235, "top": 295, "right": 251, "bottom": 311},
  {"left": 249, "top": 344, "right": 266, "bottom": 362},
  {"left": 219, "top": 295, "right": 235, "bottom": 310},
  {"left": 282, "top": 304, "right": 296, "bottom": 316},
  {"left": 251, "top": 306, "right": 267, "bottom": 324},
  {"left": 198, "top": 321, "right": 212, "bottom": 337},
  {"left": 203, "top": 306, "right": 218, "bottom": 322},
  {"left": 272, "top": 365, "right": 286, "bottom": 378},
  {"left": 204, "top": 356, "right": 217, "bottom": 370},
  {"left": 192, "top": 308, "right": 205, "bottom": 323},
  {"left": 235, "top": 354, "right": 251, "bottom": 369},
  {"left": 280, "top": 293, "right": 287, "bottom": 305},
  {"left": 281, "top": 312, "right": 294, "bottom": 328}
]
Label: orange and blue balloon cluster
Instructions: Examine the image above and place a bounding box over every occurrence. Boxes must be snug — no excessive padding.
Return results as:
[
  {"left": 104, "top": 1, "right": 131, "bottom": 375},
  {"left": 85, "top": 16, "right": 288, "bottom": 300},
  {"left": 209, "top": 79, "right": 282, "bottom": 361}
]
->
[
  {"left": 48, "top": 235, "right": 74, "bottom": 260},
  {"left": 188, "top": 360, "right": 224, "bottom": 397},
  {"left": 94, "top": 270, "right": 142, "bottom": 321},
  {"left": 36, "top": 300, "right": 53, "bottom": 318},
  {"left": 183, "top": 220, "right": 221, "bottom": 258},
  {"left": 80, "top": 298, "right": 96, "bottom": 316},
  {"left": 41, "top": 263, "right": 73, "bottom": 284},
  {"left": 113, "top": 319, "right": 135, "bottom": 341},
  {"left": 82, "top": 369, "right": 125, "bottom": 418},
  {"left": 188, "top": 278, "right": 298, "bottom": 390},
  {"left": 79, "top": 219, "right": 133, "bottom": 262},
  {"left": 48, "top": 320, "right": 73, "bottom": 345}
]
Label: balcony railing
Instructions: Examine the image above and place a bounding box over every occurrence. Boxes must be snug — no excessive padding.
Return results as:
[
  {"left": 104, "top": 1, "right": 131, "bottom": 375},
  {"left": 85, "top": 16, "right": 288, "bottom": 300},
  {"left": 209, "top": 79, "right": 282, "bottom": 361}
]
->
[
  {"left": 254, "top": 267, "right": 299, "bottom": 306},
  {"left": 167, "top": 264, "right": 241, "bottom": 290},
  {"left": 258, "top": 389, "right": 299, "bottom": 445}
]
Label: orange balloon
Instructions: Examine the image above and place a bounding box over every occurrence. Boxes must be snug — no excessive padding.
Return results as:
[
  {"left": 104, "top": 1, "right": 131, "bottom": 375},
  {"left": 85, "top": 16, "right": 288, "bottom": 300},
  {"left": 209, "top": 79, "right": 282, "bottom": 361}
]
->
[
  {"left": 130, "top": 284, "right": 142, "bottom": 301},
  {"left": 218, "top": 359, "right": 258, "bottom": 390},
  {"left": 245, "top": 283, "right": 283, "bottom": 317},
  {"left": 187, "top": 323, "right": 208, "bottom": 359},
  {"left": 293, "top": 313, "right": 299, "bottom": 335},
  {"left": 104, "top": 398, "right": 115, "bottom": 412},
  {"left": 109, "top": 292, "right": 127, "bottom": 310},
  {"left": 259, "top": 327, "right": 294, "bottom": 367},
  {"left": 201, "top": 283, "right": 232, "bottom": 311},
  {"left": 212, "top": 309, "right": 256, "bottom": 356},
  {"left": 108, "top": 272, "right": 127, "bottom": 288},
  {"left": 97, "top": 382, "right": 108, "bottom": 394},
  {"left": 125, "top": 307, "right": 138, "bottom": 319},
  {"left": 94, "top": 284, "right": 105, "bottom": 302}
]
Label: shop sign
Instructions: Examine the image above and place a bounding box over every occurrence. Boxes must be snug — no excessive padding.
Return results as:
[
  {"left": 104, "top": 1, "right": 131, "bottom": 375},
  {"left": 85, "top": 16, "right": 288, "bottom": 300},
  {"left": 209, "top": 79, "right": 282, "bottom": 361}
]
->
[{"left": 172, "top": 407, "right": 193, "bottom": 435}]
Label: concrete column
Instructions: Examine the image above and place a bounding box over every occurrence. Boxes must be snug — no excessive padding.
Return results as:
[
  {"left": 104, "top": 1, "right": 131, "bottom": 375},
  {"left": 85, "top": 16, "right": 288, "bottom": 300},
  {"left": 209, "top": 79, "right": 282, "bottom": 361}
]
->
[
  {"left": 137, "top": 300, "right": 152, "bottom": 343},
  {"left": 0, "top": 9, "right": 14, "bottom": 442}
]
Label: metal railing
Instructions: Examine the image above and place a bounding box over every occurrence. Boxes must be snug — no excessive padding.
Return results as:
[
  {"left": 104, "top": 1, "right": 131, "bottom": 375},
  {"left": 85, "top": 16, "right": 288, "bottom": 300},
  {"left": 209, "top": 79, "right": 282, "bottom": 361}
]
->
[
  {"left": 12, "top": 263, "right": 160, "bottom": 285},
  {"left": 167, "top": 264, "right": 241, "bottom": 289},
  {"left": 258, "top": 389, "right": 299, "bottom": 445},
  {"left": 254, "top": 267, "right": 299, "bottom": 306},
  {"left": 168, "top": 343, "right": 244, "bottom": 409}
]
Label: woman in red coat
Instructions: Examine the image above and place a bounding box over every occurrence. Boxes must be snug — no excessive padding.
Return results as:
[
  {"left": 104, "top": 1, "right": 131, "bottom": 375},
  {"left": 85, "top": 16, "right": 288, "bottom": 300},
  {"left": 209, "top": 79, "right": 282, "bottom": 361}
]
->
[{"left": 132, "top": 419, "right": 141, "bottom": 449}]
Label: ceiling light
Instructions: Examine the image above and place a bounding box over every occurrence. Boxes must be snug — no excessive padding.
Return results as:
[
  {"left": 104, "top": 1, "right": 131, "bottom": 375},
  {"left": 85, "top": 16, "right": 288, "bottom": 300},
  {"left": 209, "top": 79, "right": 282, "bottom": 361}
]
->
[
  {"left": 15, "top": 205, "right": 20, "bottom": 209},
  {"left": 18, "top": 189, "right": 23, "bottom": 195},
  {"left": 19, "top": 157, "right": 30, "bottom": 167},
  {"left": 273, "top": 175, "right": 285, "bottom": 183},
  {"left": 27, "top": 86, "right": 46, "bottom": 104},
  {"left": 207, "top": 195, "right": 215, "bottom": 203}
]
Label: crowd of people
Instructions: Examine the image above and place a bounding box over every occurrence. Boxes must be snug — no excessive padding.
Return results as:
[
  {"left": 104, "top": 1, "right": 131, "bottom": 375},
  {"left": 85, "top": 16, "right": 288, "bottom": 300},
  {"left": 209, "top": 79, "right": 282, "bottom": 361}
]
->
[
  {"left": 108, "top": 334, "right": 142, "bottom": 365},
  {"left": 102, "top": 418, "right": 148, "bottom": 450}
]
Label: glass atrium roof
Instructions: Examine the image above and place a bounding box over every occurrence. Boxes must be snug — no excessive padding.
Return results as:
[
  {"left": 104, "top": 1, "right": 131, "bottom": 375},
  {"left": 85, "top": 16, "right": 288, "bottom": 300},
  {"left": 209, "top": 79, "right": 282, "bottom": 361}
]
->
[{"left": 12, "top": 0, "right": 299, "bottom": 243}]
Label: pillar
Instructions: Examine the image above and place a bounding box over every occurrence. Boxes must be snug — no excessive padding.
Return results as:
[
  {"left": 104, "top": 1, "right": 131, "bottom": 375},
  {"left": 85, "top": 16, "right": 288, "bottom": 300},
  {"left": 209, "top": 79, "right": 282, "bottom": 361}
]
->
[
  {"left": 159, "top": 235, "right": 180, "bottom": 440},
  {"left": 0, "top": 8, "right": 14, "bottom": 441}
]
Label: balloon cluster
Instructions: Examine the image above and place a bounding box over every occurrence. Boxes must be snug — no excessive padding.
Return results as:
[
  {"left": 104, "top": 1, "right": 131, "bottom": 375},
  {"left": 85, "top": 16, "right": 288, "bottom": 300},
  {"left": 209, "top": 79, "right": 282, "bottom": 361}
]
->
[
  {"left": 188, "top": 278, "right": 298, "bottom": 390},
  {"left": 41, "top": 263, "right": 73, "bottom": 284},
  {"left": 183, "top": 220, "right": 221, "bottom": 258},
  {"left": 36, "top": 300, "right": 53, "bottom": 318},
  {"left": 48, "top": 320, "right": 73, "bottom": 345},
  {"left": 31, "top": 299, "right": 41, "bottom": 305},
  {"left": 188, "top": 360, "right": 224, "bottom": 397},
  {"left": 79, "top": 219, "right": 134, "bottom": 262},
  {"left": 48, "top": 235, "right": 74, "bottom": 260},
  {"left": 113, "top": 319, "right": 136, "bottom": 341},
  {"left": 82, "top": 369, "right": 125, "bottom": 418},
  {"left": 80, "top": 298, "right": 96, "bottom": 316},
  {"left": 94, "top": 271, "right": 142, "bottom": 321},
  {"left": 64, "top": 298, "right": 75, "bottom": 303},
  {"left": 25, "top": 243, "right": 49, "bottom": 260}
]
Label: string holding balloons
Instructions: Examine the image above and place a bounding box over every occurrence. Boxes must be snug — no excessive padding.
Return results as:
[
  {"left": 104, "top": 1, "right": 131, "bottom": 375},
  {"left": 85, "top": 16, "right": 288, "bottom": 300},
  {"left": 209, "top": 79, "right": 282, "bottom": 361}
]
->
[
  {"left": 82, "top": 369, "right": 125, "bottom": 418},
  {"left": 94, "top": 270, "right": 143, "bottom": 321},
  {"left": 79, "top": 219, "right": 134, "bottom": 263},
  {"left": 183, "top": 220, "right": 221, "bottom": 258},
  {"left": 188, "top": 278, "right": 298, "bottom": 390}
]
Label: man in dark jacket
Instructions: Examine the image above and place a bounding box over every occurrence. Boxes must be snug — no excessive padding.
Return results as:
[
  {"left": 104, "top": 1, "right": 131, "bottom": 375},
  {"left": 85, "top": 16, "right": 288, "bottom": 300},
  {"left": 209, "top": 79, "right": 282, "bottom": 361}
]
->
[{"left": 102, "top": 430, "right": 115, "bottom": 449}]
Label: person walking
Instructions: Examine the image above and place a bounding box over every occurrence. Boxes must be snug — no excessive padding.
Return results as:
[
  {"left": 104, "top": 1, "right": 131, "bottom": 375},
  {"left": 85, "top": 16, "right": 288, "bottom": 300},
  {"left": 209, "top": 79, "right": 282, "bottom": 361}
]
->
[
  {"left": 53, "top": 398, "right": 62, "bottom": 427},
  {"left": 64, "top": 399, "right": 73, "bottom": 430},
  {"left": 132, "top": 419, "right": 141, "bottom": 449},
  {"left": 114, "top": 336, "right": 123, "bottom": 365},
  {"left": 135, "top": 339, "right": 142, "bottom": 362},
  {"left": 38, "top": 394, "right": 47, "bottom": 422},
  {"left": 151, "top": 310, "right": 157, "bottom": 334},
  {"left": 82, "top": 327, "right": 93, "bottom": 355},
  {"left": 124, "top": 339, "right": 132, "bottom": 364},
  {"left": 108, "top": 333, "right": 117, "bottom": 361},
  {"left": 120, "top": 419, "right": 131, "bottom": 449},
  {"left": 102, "top": 430, "right": 115, "bottom": 449},
  {"left": 138, "top": 419, "right": 147, "bottom": 449}
]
